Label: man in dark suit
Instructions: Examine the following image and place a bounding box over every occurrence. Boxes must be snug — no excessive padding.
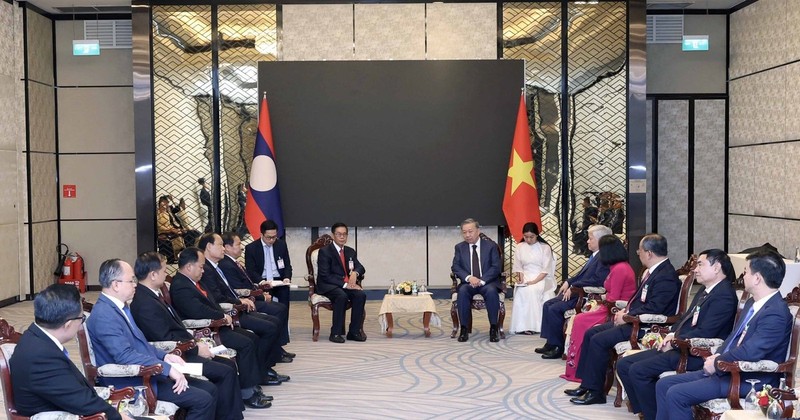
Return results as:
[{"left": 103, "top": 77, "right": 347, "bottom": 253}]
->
[
  {"left": 198, "top": 177, "right": 212, "bottom": 232},
  {"left": 538, "top": 224, "right": 613, "bottom": 358},
  {"left": 452, "top": 218, "right": 502, "bottom": 343},
  {"left": 10, "top": 284, "right": 130, "bottom": 419},
  {"left": 244, "top": 219, "right": 293, "bottom": 311},
  {"left": 197, "top": 233, "right": 289, "bottom": 382},
  {"left": 655, "top": 250, "right": 793, "bottom": 420},
  {"left": 130, "top": 251, "right": 270, "bottom": 412},
  {"left": 169, "top": 247, "right": 283, "bottom": 389},
  {"left": 316, "top": 222, "right": 367, "bottom": 343},
  {"left": 222, "top": 231, "right": 292, "bottom": 351},
  {"left": 617, "top": 249, "right": 739, "bottom": 420},
  {"left": 567, "top": 233, "right": 681, "bottom": 405},
  {"left": 86, "top": 259, "right": 217, "bottom": 420}
]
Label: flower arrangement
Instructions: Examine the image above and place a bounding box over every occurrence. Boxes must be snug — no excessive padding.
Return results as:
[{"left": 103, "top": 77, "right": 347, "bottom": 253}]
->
[
  {"left": 640, "top": 332, "right": 664, "bottom": 350},
  {"left": 396, "top": 281, "right": 415, "bottom": 295},
  {"left": 758, "top": 385, "right": 775, "bottom": 409}
]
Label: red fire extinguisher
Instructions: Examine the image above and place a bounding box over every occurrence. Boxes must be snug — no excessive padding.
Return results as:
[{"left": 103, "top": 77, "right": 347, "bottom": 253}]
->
[
  {"left": 61, "top": 256, "right": 74, "bottom": 280},
  {"left": 71, "top": 253, "right": 85, "bottom": 285},
  {"left": 56, "top": 243, "right": 86, "bottom": 293}
]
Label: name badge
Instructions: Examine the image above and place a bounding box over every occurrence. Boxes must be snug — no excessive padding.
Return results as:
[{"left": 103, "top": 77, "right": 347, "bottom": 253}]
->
[
  {"left": 640, "top": 284, "right": 648, "bottom": 302},
  {"left": 277, "top": 257, "right": 285, "bottom": 270},
  {"left": 349, "top": 258, "right": 355, "bottom": 271},
  {"left": 691, "top": 306, "right": 700, "bottom": 327},
  {"left": 738, "top": 325, "right": 749, "bottom": 346}
]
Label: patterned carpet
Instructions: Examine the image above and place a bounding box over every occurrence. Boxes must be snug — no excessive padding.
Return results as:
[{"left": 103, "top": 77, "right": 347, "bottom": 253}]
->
[{"left": 0, "top": 294, "right": 637, "bottom": 420}]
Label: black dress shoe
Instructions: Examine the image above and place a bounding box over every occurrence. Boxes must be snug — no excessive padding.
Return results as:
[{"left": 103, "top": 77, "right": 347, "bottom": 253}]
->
[
  {"left": 254, "top": 387, "right": 274, "bottom": 401},
  {"left": 277, "top": 354, "right": 293, "bottom": 363},
  {"left": 260, "top": 377, "right": 282, "bottom": 386},
  {"left": 329, "top": 335, "right": 345, "bottom": 343},
  {"left": 569, "top": 390, "right": 606, "bottom": 405},
  {"left": 282, "top": 351, "right": 296, "bottom": 358},
  {"left": 457, "top": 327, "right": 469, "bottom": 342},
  {"left": 346, "top": 332, "right": 367, "bottom": 342},
  {"left": 541, "top": 346, "right": 563, "bottom": 359},
  {"left": 489, "top": 325, "right": 499, "bottom": 342},
  {"left": 267, "top": 368, "right": 290, "bottom": 382},
  {"left": 564, "top": 387, "right": 587, "bottom": 397},
  {"left": 534, "top": 343, "right": 555, "bottom": 354},
  {"left": 243, "top": 394, "right": 271, "bottom": 409}
]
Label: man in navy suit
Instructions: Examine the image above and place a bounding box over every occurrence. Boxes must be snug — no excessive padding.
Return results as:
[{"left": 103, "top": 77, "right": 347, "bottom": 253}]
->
[
  {"left": 10, "top": 284, "right": 130, "bottom": 420},
  {"left": 567, "top": 233, "right": 681, "bottom": 405},
  {"left": 222, "top": 231, "right": 292, "bottom": 350},
  {"left": 452, "top": 218, "right": 502, "bottom": 343},
  {"left": 130, "top": 251, "right": 270, "bottom": 413},
  {"left": 244, "top": 220, "right": 293, "bottom": 311},
  {"left": 316, "top": 222, "right": 367, "bottom": 343},
  {"left": 655, "top": 250, "right": 793, "bottom": 420},
  {"left": 86, "top": 259, "right": 217, "bottom": 420},
  {"left": 617, "top": 249, "right": 738, "bottom": 420},
  {"left": 538, "top": 224, "right": 612, "bottom": 358}
]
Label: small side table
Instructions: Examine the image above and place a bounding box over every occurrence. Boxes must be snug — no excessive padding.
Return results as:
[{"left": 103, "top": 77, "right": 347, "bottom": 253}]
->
[{"left": 378, "top": 293, "right": 441, "bottom": 338}]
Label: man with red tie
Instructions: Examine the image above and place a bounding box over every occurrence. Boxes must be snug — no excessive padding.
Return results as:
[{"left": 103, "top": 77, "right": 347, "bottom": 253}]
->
[{"left": 315, "top": 222, "right": 367, "bottom": 343}]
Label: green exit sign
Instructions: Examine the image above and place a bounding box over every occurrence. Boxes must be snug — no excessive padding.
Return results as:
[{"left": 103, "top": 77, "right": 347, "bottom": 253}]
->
[
  {"left": 73, "top": 40, "right": 100, "bottom": 56},
  {"left": 682, "top": 35, "right": 709, "bottom": 52}
]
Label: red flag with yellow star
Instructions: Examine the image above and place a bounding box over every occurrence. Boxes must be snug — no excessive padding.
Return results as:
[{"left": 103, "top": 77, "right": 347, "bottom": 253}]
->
[{"left": 502, "top": 93, "right": 542, "bottom": 242}]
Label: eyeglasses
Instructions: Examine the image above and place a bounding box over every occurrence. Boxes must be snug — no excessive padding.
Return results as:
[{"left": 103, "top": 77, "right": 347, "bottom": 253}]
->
[
  {"left": 263, "top": 235, "right": 278, "bottom": 240},
  {"left": 333, "top": 232, "right": 348, "bottom": 237},
  {"left": 69, "top": 314, "right": 87, "bottom": 324},
  {"left": 114, "top": 279, "right": 138, "bottom": 285}
]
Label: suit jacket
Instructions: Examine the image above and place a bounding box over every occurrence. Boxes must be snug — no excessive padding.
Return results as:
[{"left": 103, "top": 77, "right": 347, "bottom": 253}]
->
[
  {"left": 626, "top": 259, "right": 681, "bottom": 317},
  {"left": 567, "top": 253, "right": 610, "bottom": 288},
  {"left": 169, "top": 272, "right": 228, "bottom": 321},
  {"left": 244, "top": 238, "right": 292, "bottom": 281},
  {"left": 452, "top": 237, "right": 502, "bottom": 289},
  {"left": 130, "top": 283, "right": 197, "bottom": 358},
  {"left": 86, "top": 294, "right": 170, "bottom": 392},
  {"left": 671, "top": 279, "right": 738, "bottom": 340},
  {"left": 714, "top": 292, "right": 792, "bottom": 384},
  {"left": 201, "top": 260, "right": 246, "bottom": 306},
  {"left": 219, "top": 254, "right": 258, "bottom": 290},
  {"left": 315, "top": 243, "right": 366, "bottom": 294},
  {"left": 9, "top": 324, "right": 121, "bottom": 419}
]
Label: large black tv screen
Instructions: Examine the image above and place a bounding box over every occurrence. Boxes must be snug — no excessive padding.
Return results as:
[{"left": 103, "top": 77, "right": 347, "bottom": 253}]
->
[{"left": 258, "top": 60, "right": 523, "bottom": 227}]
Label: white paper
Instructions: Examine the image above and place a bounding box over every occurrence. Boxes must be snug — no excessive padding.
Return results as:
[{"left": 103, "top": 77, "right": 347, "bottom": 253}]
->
[
  {"left": 268, "top": 280, "right": 289, "bottom": 288},
  {"left": 171, "top": 362, "right": 203, "bottom": 376},
  {"left": 209, "top": 345, "right": 229, "bottom": 355}
]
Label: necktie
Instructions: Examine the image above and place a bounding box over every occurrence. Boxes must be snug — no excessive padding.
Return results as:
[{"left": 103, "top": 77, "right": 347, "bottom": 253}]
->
[
  {"left": 263, "top": 245, "right": 274, "bottom": 279},
  {"left": 236, "top": 261, "right": 256, "bottom": 286},
  {"left": 339, "top": 248, "right": 347, "bottom": 273},
  {"left": 471, "top": 244, "right": 481, "bottom": 278},
  {"left": 62, "top": 348, "right": 69, "bottom": 359},
  {"left": 215, "top": 266, "right": 239, "bottom": 299},
  {"left": 722, "top": 306, "right": 755, "bottom": 353},
  {"left": 674, "top": 290, "right": 707, "bottom": 335},
  {"left": 157, "top": 292, "right": 178, "bottom": 320},
  {"left": 195, "top": 281, "right": 208, "bottom": 298},
  {"left": 122, "top": 305, "right": 135, "bottom": 326},
  {"left": 627, "top": 270, "right": 652, "bottom": 307}
]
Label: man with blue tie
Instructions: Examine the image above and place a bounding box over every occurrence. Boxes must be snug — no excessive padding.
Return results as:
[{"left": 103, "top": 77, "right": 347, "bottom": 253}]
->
[
  {"left": 655, "top": 249, "right": 793, "bottom": 420},
  {"left": 452, "top": 218, "right": 503, "bottom": 343},
  {"left": 86, "top": 259, "right": 217, "bottom": 420},
  {"left": 244, "top": 220, "right": 293, "bottom": 310},
  {"left": 537, "top": 224, "right": 612, "bottom": 359},
  {"left": 617, "top": 249, "right": 738, "bottom": 420}
]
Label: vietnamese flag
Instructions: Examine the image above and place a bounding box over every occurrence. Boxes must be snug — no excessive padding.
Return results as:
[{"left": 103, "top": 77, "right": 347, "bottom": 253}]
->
[
  {"left": 244, "top": 93, "right": 285, "bottom": 238},
  {"left": 502, "top": 93, "right": 542, "bottom": 242}
]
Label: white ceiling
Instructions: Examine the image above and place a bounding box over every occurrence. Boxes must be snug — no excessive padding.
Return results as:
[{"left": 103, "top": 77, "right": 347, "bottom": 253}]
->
[{"left": 26, "top": 0, "right": 752, "bottom": 16}]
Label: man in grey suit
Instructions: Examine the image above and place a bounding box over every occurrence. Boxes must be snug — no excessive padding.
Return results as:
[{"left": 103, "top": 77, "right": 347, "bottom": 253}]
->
[{"left": 452, "top": 218, "right": 502, "bottom": 343}]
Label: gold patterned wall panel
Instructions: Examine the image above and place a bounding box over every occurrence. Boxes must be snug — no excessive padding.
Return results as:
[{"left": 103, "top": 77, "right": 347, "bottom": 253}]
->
[
  {"left": 728, "top": 67, "right": 784, "bottom": 147},
  {"left": 27, "top": 82, "right": 55, "bottom": 153},
  {"left": 503, "top": 2, "right": 561, "bottom": 92},
  {"left": 152, "top": 5, "right": 213, "bottom": 235},
  {"left": 354, "top": 4, "right": 425, "bottom": 60},
  {"left": 426, "top": 3, "right": 497, "bottom": 60},
  {"left": 29, "top": 153, "right": 57, "bottom": 223},
  {"left": 25, "top": 10, "right": 53, "bottom": 85},
  {"left": 31, "top": 221, "right": 57, "bottom": 293},
  {"left": 730, "top": 0, "right": 787, "bottom": 79},
  {"left": 657, "top": 101, "right": 689, "bottom": 262},
  {"left": 693, "top": 100, "right": 726, "bottom": 252},
  {"left": 218, "top": 4, "right": 276, "bottom": 235},
  {"left": 283, "top": 4, "right": 354, "bottom": 61}
]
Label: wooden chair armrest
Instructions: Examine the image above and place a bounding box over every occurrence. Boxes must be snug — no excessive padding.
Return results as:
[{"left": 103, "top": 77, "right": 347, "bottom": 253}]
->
[
  {"left": 137, "top": 365, "right": 162, "bottom": 413},
  {"left": 715, "top": 361, "right": 744, "bottom": 409},
  {"left": 171, "top": 339, "right": 196, "bottom": 356},
  {"left": 570, "top": 287, "right": 587, "bottom": 313},
  {"left": 249, "top": 289, "right": 265, "bottom": 297},
  {"left": 108, "top": 386, "right": 136, "bottom": 402},
  {"left": 78, "top": 414, "right": 106, "bottom": 420},
  {"left": 626, "top": 316, "right": 643, "bottom": 349}
]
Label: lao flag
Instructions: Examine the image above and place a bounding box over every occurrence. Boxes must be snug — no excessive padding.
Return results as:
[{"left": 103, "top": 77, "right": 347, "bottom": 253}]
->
[
  {"left": 502, "top": 93, "right": 542, "bottom": 241},
  {"left": 245, "top": 94, "right": 285, "bottom": 238}
]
